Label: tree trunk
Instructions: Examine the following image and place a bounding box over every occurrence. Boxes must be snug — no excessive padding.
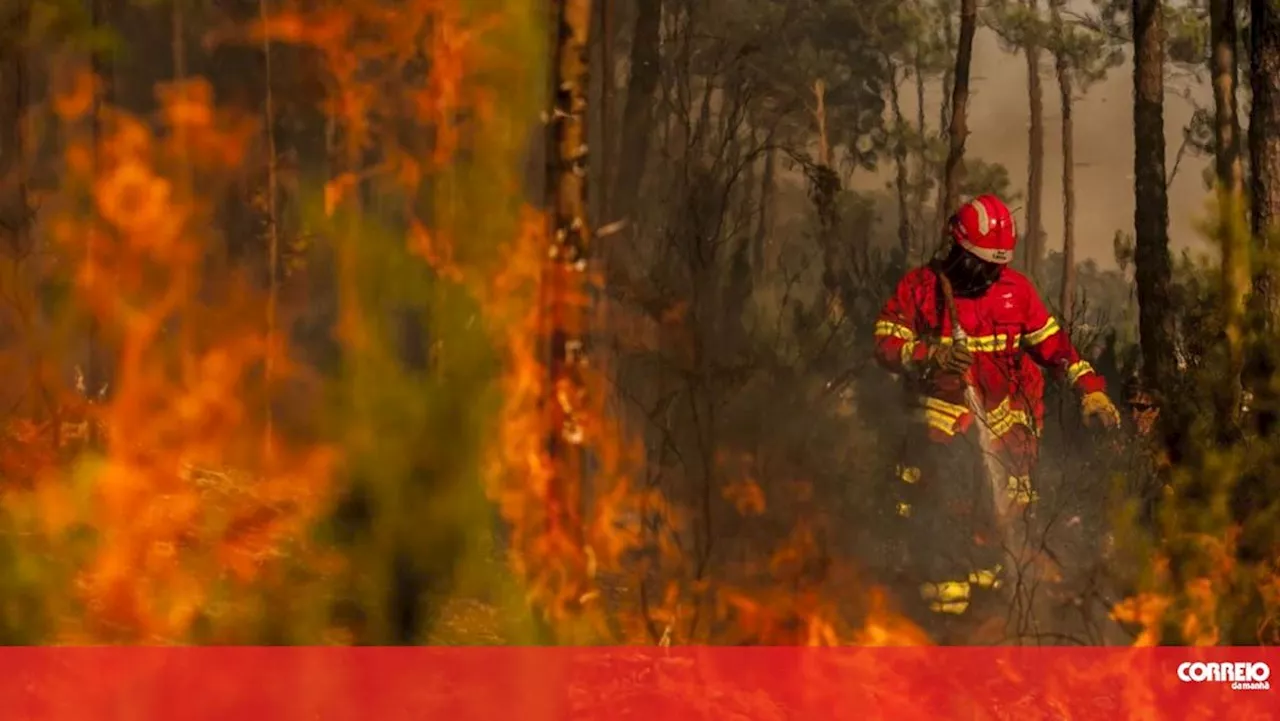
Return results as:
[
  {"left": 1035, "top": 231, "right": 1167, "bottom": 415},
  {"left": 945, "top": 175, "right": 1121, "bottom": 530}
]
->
[
  {"left": 754, "top": 143, "right": 775, "bottom": 274},
  {"left": 1023, "top": 0, "right": 1046, "bottom": 281},
  {"left": 593, "top": 0, "right": 613, "bottom": 223},
  {"left": 913, "top": 47, "right": 929, "bottom": 255},
  {"left": 935, "top": 0, "right": 958, "bottom": 242},
  {"left": 542, "top": 0, "right": 592, "bottom": 620},
  {"left": 888, "top": 60, "right": 913, "bottom": 259},
  {"left": 1235, "top": 0, "right": 1280, "bottom": 646},
  {"left": 1211, "top": 0, "right": 1243, "bottom": 195},
  {"left": 939, "top": 0, "right": 977, "bottom": 231},
  {"left": 1132, "top": 6, "right": 1183, "bottom": 646},
  {"left": 259, "top": 0, "right": 280, "bottom": 459},
  {"left": 1210, "top": 0, "right": 1247, "bottom": 434},
  {"left": 1131, "top": 0, "right": 1177, "bottom": 425},
  {"left": 736, "top": 134, "right": 756, "bottom": 231},
  {"left": 1056, "top": 59, "right": 1076, "bottom": 324},
  {"left": 938, "top": 0, "right": 956, "bottom": 135},
  {"left": 1051, "top": 1, "right": 1075, "bottom": 322},
  {"left": 171, "top": 1, "right": 194, "bottom": 198},
  {"left": 1251, "top": 0, "right": 1280, "bottom": 328},
  {"left": 611, "top": 0, "right": 662, "bottom": 222},
  {"left": 172, "top": 0, "right": 185, "bottom": 81},
  {"left": 87, "top": 0, "right": 115, "bottom": 411},
  {"left": 0, "top": 0, "right": 31, "bottom": 258},
  {"left": 813, "top": 78, "right": 830, "bottom": 167}
]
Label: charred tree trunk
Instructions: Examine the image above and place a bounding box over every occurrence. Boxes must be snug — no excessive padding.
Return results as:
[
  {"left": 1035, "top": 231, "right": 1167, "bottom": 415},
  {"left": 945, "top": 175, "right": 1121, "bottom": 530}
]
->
[
  {"left": 1251, "top": 0, "right": 1280, "bottom": 328},
  {"left": 888, "top": 60, "right": 913, "bottom": 259},
  {"left": 939, "top": 0, "right": 957, "bottom": 135},
  {"left": 1210, "top": 0, "right": 1246, "bottom": 433},
  {"left": 1233, "top": 0, "right": 1280, "bottom": 646},
  {"left": 86, "top": 0, "right": 115, "bottom": 413},
  {"left": 611, "top": 0, "right": 662, "bottom": 222},
  {"left": 1024, "top": 0, "right": 1046, "bottom": 281},
  {"left": 1132, "top": 0, "right": 1184, "bottom": 646},
  {"left": 260, "top": 0, "right": 280, "bottom": 457},
  {"left": 172, "top": 0, "right": 185, "bottom": 81},
  {"left": 1056, "top": 67, "right": 1075, "bottom": 323},
  {"left": 939, "top": 0, "right": 977, "bottom": 231},
  {"left": 813, "top": 78, "right": 830, "bottom": 167},
  {"left": 1052, "top": 2, "right": 1075, "bottom": 322},
  {"left": 754, "top": 143, "right": 775, "bottom": 274},
  {"left": 913, "top": 48, "right": 929, "bottom": 253},
  {"left": 541, "top": 0, "right": 592, "bottom": 622},
  {"left": 0, "top": 1, "right": 31, "bottom": 258},
  {"left": 593, "top": 0, "right": 613, "bottom": 223},
  {"left": 1131, "top": 0, "right": 1176, "bottom": 398}
]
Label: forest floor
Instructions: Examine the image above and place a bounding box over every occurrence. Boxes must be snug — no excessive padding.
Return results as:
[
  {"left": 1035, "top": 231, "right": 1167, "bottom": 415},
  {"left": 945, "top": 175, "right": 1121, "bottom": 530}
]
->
[
  {"left": 424, "top": 405, "right": 1131, "bottom": 646},
  {"left": 425, "top": 531, "right": 1130, "bottom": 646},
  {"left": 427, "top": 597, "right": 510, "bottom": 644}
]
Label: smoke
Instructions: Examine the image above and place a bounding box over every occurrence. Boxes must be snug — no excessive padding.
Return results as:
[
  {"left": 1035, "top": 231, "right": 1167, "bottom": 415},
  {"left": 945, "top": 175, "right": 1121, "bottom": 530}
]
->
[{"left": 854, "top": 19, "right": 1212, "bottom": 268}]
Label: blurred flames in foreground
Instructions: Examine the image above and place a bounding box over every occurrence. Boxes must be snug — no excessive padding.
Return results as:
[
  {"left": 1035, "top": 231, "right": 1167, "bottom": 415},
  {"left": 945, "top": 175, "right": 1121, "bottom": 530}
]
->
[
  {"left": 0, "top": 63, "right": 338, "bottom": 642},
  {"left": 249, "top": 0, "right": 934, "bottom": 646}
]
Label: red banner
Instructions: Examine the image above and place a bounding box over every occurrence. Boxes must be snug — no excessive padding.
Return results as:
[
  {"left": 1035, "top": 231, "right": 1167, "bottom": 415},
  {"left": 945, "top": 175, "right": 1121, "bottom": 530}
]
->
[{"left": 0, "top": 647, "right": 1275, "bottom": 720}]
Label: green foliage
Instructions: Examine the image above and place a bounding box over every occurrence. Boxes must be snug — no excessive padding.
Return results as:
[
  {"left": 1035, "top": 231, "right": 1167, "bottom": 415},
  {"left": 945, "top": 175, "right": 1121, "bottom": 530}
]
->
[
  {"left": 279, "top": 0, "right": 549, "bottom": 645},
  {"left": 984, "top": 0, "right": 1051, "bottom": 50},
  {"left": 312, "top": 203, "right": 501, "bottom": 644},
  {"left": 1164, "top": 0, "right": 1210, "bottom": 68},
  {"left": 986, "top": 0, "right": 1123, "bottom": 92},
  {"left": 1041, "top": 249, "right": 1139, "bottom": 340},
  {"left": 728, "top": 0, "right": 932, "bottom": 169},
  {"left": 1101, "top": 197, "right": 1280, "bottom": 644},
  {"left": 962, "top": 158, "right": 1021, "bottom": 202},
  {"left": 20, "top": 0, "right": 119, "bottom": 55}
]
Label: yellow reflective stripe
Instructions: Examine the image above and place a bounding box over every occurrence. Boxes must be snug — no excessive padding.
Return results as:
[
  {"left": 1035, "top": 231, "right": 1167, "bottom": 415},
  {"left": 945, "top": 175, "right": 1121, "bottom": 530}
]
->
[
  {"left": 924, "top": 411, "right": 958, "bottom": 435},
  {"left": 895, "top": 502, "right": 912, "bottom": 517},
  {"left": 874, "top": 321, "right": 916, "bottom": 340},
  {"left": 969, "top": 334, "right": 1016, "bottom": 352},
  {"left": 1024, "top": 317, "right": 1060, "bottom": 346},
  {"left": 968, "top": 565, "right": 1004, "bottom": 590},
  {"left": 900, "top": 340, "right": 919, "bottom": 366},
  {"left": 988, "top": 408, "right": 1033, "bottom": 437},
  {"left": 938, "top": 334, "right": 1017, "bottom": 352},
  {"left": 920, "top": 581, "right": 971, "bottom": 604},
  {"left": 1067, "top": 360, "right": 1095, "bottom": 384},
  {"left": 985, "top": 396, "right": 1037, "bottom": 437},
  {"left": 878, "top": 329, "right": 1017, "bottom": 352},
  {"left": 896, "top": 465, "right": 921, "bottom": 484},
  {"left": 921, "top": 567, "right": 1002, "bottom": 614},
  {"left": 920, "top": 396, "right": 968, "bottom": 436},
  {"left": 922, "top": 396, "right": 969, "bottom": 417},
  {"left": 1006, "top": 475, "right": 1037, "bottom": 504},
  {"left": 924, "top": 414, "right": 958, "bottom": 435},
  {"left": 918, "top": 395, "right": 1038, "bottom": 438}
]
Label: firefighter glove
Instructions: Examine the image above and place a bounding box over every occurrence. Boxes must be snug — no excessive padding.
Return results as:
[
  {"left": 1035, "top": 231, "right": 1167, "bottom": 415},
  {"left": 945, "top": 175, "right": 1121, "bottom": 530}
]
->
[
  {"left": 928, "top": 341, "right": 974, "bottom": 375},
  {"left": 1081, "top": 391, "right": 1121, "bottom": 429}
]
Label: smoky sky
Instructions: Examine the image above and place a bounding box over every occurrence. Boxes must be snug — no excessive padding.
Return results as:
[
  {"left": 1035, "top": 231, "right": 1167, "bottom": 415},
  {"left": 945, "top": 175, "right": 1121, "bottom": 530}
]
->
[{"left": 856, "top": 19, "right": 1211, "bottom": 269}]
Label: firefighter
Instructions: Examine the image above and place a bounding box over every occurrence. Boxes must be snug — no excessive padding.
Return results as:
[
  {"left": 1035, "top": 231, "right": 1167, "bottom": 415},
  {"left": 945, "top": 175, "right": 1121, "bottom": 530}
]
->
[
  {"left": 1119, "top": 374, "right": 1171, "bottom": 532},
  {"left": 872, "top": 194, "right": 1121, "bottom": 642}
]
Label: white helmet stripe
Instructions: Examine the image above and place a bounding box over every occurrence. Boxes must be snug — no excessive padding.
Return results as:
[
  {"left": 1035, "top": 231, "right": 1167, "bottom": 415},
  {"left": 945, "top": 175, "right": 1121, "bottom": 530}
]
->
[
  {"left": 958, "top": 238, "right": 1012, "bottom": 264},
  {"left": 967, "top": 198, "right": 990, "bottom": 236}
]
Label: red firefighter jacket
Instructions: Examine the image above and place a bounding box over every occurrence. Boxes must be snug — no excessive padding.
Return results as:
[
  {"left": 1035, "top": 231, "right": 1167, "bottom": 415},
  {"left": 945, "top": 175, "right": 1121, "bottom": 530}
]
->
[{"left": 873, "top": 264, "right": 1105, "bottom": 443}]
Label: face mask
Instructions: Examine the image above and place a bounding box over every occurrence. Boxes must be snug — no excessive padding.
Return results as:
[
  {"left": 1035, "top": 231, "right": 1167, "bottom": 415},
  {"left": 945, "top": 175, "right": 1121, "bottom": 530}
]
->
[{"left": 940, "top": 244, "right": 1003, "bottom": 297}]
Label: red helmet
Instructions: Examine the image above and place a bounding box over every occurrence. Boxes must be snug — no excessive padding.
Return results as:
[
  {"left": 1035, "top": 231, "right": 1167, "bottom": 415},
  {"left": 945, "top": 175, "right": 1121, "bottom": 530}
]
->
[{"left": 949, "top": 194, "right": 1017, "bottom": 265}]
